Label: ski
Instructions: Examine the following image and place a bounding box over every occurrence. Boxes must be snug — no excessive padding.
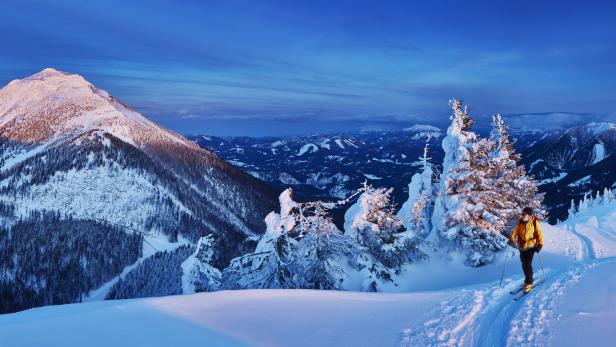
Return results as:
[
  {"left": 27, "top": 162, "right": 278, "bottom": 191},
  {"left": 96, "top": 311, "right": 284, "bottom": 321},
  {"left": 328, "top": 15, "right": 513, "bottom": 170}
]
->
[
  {"left": 513, "top": 278, "right": 545, "bottom": 301},
  {"left": 509, "top": 286, "right": 525, "bottom": 295}
]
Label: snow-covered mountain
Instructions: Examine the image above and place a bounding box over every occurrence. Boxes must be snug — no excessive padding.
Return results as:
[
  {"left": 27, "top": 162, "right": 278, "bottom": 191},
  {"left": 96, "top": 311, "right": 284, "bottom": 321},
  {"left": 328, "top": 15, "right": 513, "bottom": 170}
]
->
[
  {"left": 0, "top": 68, "right": 276, "bottom": 313},
  {"left": 521, "top": 122, "right": 616, "bottom": 221}
]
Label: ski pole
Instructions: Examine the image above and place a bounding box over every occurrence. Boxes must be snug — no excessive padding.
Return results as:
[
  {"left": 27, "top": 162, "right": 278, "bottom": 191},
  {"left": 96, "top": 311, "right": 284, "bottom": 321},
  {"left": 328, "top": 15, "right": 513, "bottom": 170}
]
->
[
  {"left": 499, "top": 251, "right": 512, "bottom": 288},
  {"left": 537, "top": 251, "right": 546, "bottom": 281}
]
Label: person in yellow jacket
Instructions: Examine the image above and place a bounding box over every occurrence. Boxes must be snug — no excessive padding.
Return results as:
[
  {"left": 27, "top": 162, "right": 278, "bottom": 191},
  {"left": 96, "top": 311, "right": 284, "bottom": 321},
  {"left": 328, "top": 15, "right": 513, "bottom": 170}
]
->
[{"left": 509, "top": 207, "right": 544, "bottom": 293}]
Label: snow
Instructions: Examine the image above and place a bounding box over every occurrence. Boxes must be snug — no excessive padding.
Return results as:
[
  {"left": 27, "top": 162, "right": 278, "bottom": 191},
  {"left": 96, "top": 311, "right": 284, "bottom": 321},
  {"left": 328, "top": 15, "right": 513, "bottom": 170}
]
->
[
  {"left": 586, "top": 121, "right": 616, "bottom": 136},
  {"left": 0, "top": 290, "right": 447, "bottom": 347},
  {"left": 371, "top": 157, "right": 395, "bottom": 163},
  {"left": 403, "top": 124, "right": 441, "bottom": 133},
  {"left": 0, "top": 142, "right": 49, "bottom": 171},
  {"left": 403, "top": 124, "right": 442, "bottom": 140},
  {"left": 297, "top": 143, "right": 319, "bottom": 156},
  {"left": 3, "top": 204, "right": 616, "bottom": 346},
  {"left": 86, "top": 235, "right": 190, "bottom": 301},
  {"left": 278, "top": 172, "right": 301, "bottom": 185},
  {"left": 181, "top": 236, "right": 221, "bottom": 294},
  {"left": 319, "top": 138, "right": 331, "bottom": 149},
  {"left": 4, "top": 79, "right": 616, "bottom": 345},
  {"left": 0, "top": 164, "right": 192, "bottom": 233},
  {"left": 334, "top": 139, "right": 345, "bottom": 149},
  {"left": 549, "top": 260, "right": 616, "bottom": 347},
  {"left": 344, "top": 139, "right": 359, "bottom": 148},
  {"left": 529, "top": 158, "right": 544, "bottom": 171},
  {"left": 0, "top": 68, "right": 191, "bottom": 147},
  {"left": 560, "top": 197, "right": 616, "bottom": 258},
  {"left": 362, "top": 173, "right": 382, "bottom": 180},
  {"left": 568, "top": 175, "right": 592, "bottom": 187},
  {"left": 538, "top": 172, "right": 568, "bottom": 185},
  {"left": 591, "top": 142, "right": 606, "bottom": 164}
]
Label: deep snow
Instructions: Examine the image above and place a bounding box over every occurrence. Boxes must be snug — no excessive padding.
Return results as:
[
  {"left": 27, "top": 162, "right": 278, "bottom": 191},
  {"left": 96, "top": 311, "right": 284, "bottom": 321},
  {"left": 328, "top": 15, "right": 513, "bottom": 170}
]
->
[{"left": 2, "top": 211, "right": 616, "bottom": 346}]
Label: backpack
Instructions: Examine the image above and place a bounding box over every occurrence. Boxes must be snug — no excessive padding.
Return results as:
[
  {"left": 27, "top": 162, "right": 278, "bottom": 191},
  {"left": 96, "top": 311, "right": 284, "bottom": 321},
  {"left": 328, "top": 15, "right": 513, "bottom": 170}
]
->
[
  {"left": 518, "top": 217, "right": 540, "bottom": 242},
  {"left": 532, "top": 217, "right": 540, "bottom": 241}
]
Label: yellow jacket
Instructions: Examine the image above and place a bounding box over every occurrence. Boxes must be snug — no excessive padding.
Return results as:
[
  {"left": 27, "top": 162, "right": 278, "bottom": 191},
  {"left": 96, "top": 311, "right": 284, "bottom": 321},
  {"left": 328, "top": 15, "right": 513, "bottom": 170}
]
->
[{"left": 509, "top": 217, "right": 544, "bottom": 250}]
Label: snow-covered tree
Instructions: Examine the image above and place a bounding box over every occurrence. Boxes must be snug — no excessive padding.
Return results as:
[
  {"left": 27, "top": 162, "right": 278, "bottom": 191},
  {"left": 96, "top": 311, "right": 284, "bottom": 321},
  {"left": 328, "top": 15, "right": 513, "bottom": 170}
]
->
[
  {"left": 223, "top": 188, "right": 359, "bottom": 290},
  {"left": 181, "top": 235, "right": 222, "bottom": 293},
  {"left": 222, "top": 189, "right": 299, "bottom": 289},
  {"left": 568, "top": 199, "right": 578, "bottom": 218},
  {"left": 431, "top": 100, "right": 508, "bottom": 266},
  {"left": 295, "top": 231, "right": 357, "bottom": 290},
  {"left": 578, "top": 193, "right": 591, "bottom": 212},
  {"left": 398, "top": 137, "right": 435, "bottom": 238},
  {"left": 603, "top": 187, "right": 615, "bottom": 202},
  {"left": 572, "top": 188, "right": 616, "bottom": 215},
  {"left": 221, "top": 228, "right": 298, "bottom": 289},
  {"left": 486, "top": 114, "right": 544, "bottom": 232},
  {"left": 290, "top": 190, "right": 360, "bottom": 289},
  {"left": 344, "top": 182, "right": 426, "bottom": 290},
  {"left": 490, "top": 114, "right": 519, "bottom": 161}
]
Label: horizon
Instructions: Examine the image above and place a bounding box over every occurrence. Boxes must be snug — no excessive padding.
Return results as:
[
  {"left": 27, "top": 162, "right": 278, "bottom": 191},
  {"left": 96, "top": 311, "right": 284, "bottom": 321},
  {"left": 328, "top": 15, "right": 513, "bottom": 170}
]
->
[{"left": 2, "top": 0, "right": 616, "bottom": 136}]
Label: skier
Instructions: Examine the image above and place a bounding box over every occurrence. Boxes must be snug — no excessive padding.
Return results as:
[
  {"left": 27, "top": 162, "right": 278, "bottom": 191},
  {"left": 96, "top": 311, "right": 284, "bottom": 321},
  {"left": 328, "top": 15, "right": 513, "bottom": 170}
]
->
[{"left": 508, "top": 207, "right": 544, "bottom": 293}]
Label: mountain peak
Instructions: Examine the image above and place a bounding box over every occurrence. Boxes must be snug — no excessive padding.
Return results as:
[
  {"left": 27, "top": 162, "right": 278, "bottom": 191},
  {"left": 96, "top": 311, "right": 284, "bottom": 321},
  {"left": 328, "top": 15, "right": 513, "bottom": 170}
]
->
[
  {"left": 403, "top": 124, "right": 441, "bottom": 133},
  {"left": 31, "top": 67, "right": 70, "bottom": 79},
  {"left": 0, "top": 69, "right": 188, "bottom": 147}
]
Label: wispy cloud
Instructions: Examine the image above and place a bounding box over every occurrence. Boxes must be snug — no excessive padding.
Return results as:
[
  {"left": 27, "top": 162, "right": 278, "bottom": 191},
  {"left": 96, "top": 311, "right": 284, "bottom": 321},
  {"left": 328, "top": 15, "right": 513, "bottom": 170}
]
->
[{"left": 2, "top": 0, "right": 615, "bottom": 135}]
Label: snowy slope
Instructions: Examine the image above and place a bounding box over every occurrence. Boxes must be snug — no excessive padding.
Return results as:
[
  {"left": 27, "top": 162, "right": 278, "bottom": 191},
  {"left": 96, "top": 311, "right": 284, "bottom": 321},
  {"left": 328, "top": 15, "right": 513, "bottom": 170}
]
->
[
  {"left": 0, "top": 290, "right": 450, "bottom": 347},
  {"left": 3, "top": 211, "right": 616, "bottom": 346},
  {"left": 0, "top": 68, "right": 274, "bottom": 238}
]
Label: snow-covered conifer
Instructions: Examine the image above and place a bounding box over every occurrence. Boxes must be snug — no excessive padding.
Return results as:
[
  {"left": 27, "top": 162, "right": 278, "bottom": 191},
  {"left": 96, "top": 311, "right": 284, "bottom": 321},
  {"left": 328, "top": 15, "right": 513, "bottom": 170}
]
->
[
  {"left": 222, "top": 189, "right": 299, "bottom": 289},
  {"left": 568, "top": 199, "right": 578, "bottom": 218},
  {"left": 604, "top": 188, "right": 615, "bottom": 202},
  {"left": 486, "top": 114, "right": 544, "bottom": 232},
  {"left": 181, "top": 235, "right": 222, "bottom": 293},
  {"left": 295, "top": 230, "right": 356, "bottom": 290},
  {"left": 398, "top": 137, "right": 435, "bottom": 238},
  {"left": 431, "top": 100, "right": 508, "bottom": 266},
  {"left": 345, "top": 183, "right": 425, "bottom": 277}
]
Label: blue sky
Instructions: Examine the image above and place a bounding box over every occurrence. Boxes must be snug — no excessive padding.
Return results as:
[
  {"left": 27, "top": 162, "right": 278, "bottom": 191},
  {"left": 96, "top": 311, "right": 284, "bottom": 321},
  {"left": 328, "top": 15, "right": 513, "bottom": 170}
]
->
[{"left": 1, "top": 0, "right": 615, "bottom": 136}]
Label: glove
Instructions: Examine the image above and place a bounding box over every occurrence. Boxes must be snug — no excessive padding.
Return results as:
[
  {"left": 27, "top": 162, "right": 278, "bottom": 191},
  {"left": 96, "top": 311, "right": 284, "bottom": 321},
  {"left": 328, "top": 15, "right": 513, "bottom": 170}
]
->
[
  {"left": 507, "top": 240, "right": 518, "bottom": 249},
  {"left": 535, "top": 244, "right": 543, "bottom": 253}
]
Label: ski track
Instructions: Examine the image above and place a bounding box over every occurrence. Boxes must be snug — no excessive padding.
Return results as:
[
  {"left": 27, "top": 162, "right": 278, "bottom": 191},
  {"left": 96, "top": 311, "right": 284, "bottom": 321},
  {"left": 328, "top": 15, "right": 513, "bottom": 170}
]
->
[
  {"left": 506, "top": 264, "right": 587, "bottom": 346},
  {"left": 567, "top": 224, "right": 596, "bottom": 260},
  {"left": 401, "top": 223, "right": 605, "bottom": 347}
]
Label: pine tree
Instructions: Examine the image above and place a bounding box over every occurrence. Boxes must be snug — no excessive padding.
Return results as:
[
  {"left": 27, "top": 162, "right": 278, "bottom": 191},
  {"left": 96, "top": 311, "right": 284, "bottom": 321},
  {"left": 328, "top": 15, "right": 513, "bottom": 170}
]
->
[
  {"left": 431, "top": 100, "right": 508, "bottom": 266},
  {"left": 398, "top": 136, "right": 435, "bottom": 238},
  {"left": 568, "top": 199, "right": 578, "bottom": 218},
  {"left": 345, "top": 183, "right": 425, "bottom": 278},
  {"left": 181, "top": 235, "right": 222, "bottom": 293},
  {"left": 223, "top": 188, "right": 358, "bottom": 290},
  {"left": 486, "top": 114, "right": 544, "bottom": 233},
  {"left": 222, "top": 189, "right": 299, "bottom": 290},
  {"left": 604, "top": 188, "right": 614, "bottom": 202}
]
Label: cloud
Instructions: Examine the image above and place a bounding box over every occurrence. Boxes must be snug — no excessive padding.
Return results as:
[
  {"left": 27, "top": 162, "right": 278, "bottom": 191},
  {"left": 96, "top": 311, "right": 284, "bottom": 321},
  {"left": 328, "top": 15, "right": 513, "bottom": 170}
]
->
[
  {"left": 504, "top": 112, "right": 616, "bottom": 130},
  {"left": 179, "top": 114, "right": 203, "bottom": 120}
]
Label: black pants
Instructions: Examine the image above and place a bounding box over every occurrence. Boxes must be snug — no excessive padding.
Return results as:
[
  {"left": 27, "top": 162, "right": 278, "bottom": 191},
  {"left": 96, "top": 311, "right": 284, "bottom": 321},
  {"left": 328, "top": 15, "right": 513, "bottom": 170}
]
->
[{"left": 519, "top": 248, "right": 535, "bottom": 285}]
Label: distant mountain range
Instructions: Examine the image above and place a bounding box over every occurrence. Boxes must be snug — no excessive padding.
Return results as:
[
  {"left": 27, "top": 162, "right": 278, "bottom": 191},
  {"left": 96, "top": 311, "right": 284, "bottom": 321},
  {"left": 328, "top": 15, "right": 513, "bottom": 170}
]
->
[
  {"left": 188, "top": 126, "right": 445, "bottom": 209},
  {"left": 190, "top": 122, "right": 616, "bottom": 223},
  {"left": 520, "top": 122, "right": 616, "bottom": 221}
]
